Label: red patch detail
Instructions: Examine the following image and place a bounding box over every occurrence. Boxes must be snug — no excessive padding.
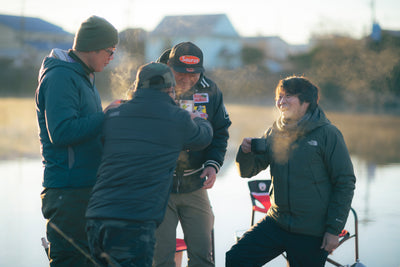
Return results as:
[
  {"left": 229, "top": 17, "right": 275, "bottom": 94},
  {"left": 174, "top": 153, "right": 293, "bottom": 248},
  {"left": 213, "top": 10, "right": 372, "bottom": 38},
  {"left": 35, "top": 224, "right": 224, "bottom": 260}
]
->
[
  {"left": 193, "top": 93, "right": 209, "bottom": 103},
  {"left": 179, "top": 55, "right": 200, "bottom": 65}
]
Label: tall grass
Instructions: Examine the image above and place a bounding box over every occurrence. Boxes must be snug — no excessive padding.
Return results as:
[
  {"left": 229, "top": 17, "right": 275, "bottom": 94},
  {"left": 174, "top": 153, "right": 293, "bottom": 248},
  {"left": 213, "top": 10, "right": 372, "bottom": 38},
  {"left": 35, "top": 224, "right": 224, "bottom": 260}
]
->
[
  {"left": 0, "top": 98, "right": 39, "bottom": 159},
  {"left": 1, "top": 98, "right": 399, "bottom": 165},
  {"left": 226, "top": 104, "right": 400, "bottom": 165}
]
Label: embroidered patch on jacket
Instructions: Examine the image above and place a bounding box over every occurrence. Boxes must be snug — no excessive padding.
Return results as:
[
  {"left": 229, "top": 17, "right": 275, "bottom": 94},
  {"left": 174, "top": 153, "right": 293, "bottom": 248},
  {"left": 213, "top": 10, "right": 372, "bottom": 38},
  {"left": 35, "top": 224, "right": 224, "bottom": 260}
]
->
[
  {"left": 179, "top": 100, "right": 194, "bottom": 112},
  {"left": 193, "top": 93, "right": 209, "bottom": 103},
  {"left": 108, "top": 111, "right": 120, "bottom": 117},
  {"left": 307, "top": 140, "right": 318, "bottom": 146},
  {"left": 194, "top": 105, "right": 208, "bottom": 119}
]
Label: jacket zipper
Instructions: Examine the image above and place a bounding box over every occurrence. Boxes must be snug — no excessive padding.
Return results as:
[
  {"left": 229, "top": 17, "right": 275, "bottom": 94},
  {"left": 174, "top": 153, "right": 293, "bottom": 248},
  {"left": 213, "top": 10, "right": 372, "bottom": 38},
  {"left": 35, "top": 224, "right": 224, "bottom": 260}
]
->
[{"left": 287, "top": 160, "right": 292, "bottom": 232}]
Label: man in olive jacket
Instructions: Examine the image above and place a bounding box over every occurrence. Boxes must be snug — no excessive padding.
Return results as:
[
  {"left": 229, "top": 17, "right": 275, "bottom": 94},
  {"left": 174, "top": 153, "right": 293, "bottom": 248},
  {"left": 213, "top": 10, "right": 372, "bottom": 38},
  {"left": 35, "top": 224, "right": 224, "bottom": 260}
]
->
[
  {"left": 86, "top": 62, "right": 213, "bottom": 267},
  {"left": 226, "top": 76, "right": 355, "bottom": 267}
]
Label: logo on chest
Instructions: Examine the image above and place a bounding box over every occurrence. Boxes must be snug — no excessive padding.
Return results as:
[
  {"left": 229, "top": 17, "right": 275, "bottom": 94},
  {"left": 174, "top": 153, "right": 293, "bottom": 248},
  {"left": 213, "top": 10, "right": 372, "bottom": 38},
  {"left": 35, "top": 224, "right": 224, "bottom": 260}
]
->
[{"left": 193, "top": 93, "right": 209, "bottom": 103}]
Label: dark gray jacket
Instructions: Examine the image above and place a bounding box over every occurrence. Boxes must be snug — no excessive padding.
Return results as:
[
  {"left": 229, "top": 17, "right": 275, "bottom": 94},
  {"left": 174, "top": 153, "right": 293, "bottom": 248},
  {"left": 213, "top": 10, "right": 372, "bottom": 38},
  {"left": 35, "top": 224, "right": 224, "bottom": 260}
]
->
[
  {"left": 86, "top": 88, "right": 213, "bottom": 225},
  {"left": 236, "top": 107, "right": 355, "bottom": 237},
  {"left": 173, "top": 75, "right": 231, "bottom": 193}
]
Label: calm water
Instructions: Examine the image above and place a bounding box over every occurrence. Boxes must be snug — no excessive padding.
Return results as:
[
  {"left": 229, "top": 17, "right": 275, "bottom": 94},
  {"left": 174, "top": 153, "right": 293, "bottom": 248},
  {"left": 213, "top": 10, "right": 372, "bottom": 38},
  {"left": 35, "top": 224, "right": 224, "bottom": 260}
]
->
[{"left": 1, "top": 156, "right": 399, "bottom": 267}]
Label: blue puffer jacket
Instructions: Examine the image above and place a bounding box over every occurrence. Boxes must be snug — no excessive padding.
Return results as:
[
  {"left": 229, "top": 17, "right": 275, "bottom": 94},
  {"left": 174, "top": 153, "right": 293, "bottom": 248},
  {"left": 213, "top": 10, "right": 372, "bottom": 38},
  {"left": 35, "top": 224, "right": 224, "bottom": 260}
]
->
[
  {"left": 35, "top": 49, "right": 104, "bottom": 188},
  {"left": 86, "top": 89, "right": 213, "bottom": 225}
]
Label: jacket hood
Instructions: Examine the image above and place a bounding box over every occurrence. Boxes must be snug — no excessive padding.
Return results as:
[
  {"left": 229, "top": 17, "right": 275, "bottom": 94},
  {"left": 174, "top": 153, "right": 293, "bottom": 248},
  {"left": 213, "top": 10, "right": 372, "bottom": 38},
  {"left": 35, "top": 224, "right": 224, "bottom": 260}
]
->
[
  {"left": 299, "top": 106, "right": 330, "bottom": 134},
  {"left": 38, "top": 49, "right": 85, "bottom": 82}
]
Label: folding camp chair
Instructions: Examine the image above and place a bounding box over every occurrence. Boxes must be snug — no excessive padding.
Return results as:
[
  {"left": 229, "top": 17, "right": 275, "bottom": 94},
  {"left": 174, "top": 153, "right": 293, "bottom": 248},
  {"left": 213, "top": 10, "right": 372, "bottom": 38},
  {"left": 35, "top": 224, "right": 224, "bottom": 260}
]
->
[
  {"left": 248, "top": 179, "right": 272, "bottom": 226},
  {"left": 175, "top": 229, "right": 215, "bottom": 267},
  {"left": 247, "top": 180, "right": 365, "bottom": 267},
  {"left": 325, "top": 207, "right": 365, "bottom": 267},
  {"left": 175, "top": 238, "right": 187, "bottom": 267}
]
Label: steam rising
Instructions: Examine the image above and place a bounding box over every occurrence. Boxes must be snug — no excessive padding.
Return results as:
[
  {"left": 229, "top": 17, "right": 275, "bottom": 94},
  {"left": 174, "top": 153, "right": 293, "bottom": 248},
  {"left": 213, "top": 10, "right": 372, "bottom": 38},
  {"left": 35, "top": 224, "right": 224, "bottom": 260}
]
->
[
  {"left": 110, "top": 51, "right": 142, "bottom": 100},
  {"left": 271, "top": 130, "right": 301, "bottom": 164}
]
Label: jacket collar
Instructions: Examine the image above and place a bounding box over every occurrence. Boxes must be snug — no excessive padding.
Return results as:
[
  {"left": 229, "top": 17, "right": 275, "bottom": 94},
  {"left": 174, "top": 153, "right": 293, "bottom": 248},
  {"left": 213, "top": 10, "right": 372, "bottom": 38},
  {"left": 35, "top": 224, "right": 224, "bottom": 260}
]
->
[{"left": 68, "top": 50, "right": 94, "bottom": 75}]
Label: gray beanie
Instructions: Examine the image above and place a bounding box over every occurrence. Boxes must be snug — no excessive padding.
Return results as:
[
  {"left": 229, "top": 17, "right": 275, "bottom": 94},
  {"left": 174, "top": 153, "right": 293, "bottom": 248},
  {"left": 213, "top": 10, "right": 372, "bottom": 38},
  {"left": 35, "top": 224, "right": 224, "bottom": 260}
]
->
[{"left": 73, "top": 16, "right": 118, "bottom": 52}]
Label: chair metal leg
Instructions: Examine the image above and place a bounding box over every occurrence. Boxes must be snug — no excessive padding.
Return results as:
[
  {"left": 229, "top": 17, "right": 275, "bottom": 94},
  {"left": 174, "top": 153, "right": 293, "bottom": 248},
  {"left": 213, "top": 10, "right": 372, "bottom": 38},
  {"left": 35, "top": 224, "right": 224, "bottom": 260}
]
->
[
  {"left": 350, "top": 207, "right": 360, "bottom": 262},
  {"left": 211, "top": 228, "right": 215, "bottom": 263}
]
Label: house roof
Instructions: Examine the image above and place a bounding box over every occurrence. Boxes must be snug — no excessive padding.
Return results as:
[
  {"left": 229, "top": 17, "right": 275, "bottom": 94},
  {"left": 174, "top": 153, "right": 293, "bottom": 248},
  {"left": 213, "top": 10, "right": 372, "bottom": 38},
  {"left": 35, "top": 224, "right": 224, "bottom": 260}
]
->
[
  {"left": 151, "top": 14, "right": 239, "bottom": 37},
  {"left": 0, "top": 14, "right": 71, "bottom": 35}
]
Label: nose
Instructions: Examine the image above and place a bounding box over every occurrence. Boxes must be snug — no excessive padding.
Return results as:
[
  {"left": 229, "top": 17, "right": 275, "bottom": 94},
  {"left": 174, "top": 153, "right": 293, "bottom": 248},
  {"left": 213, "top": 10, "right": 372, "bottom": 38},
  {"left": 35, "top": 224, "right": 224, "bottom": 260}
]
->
[{"left": 277, "top": 97, "right": 285, "bottom": 107}]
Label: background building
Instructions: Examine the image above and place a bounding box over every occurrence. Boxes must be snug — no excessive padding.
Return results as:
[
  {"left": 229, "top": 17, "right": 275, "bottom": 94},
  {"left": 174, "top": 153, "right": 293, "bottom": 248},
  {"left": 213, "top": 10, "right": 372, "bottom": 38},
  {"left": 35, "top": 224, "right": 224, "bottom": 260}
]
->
[{"left": 145, "top": 14, "right": 242, "bottom": 70}]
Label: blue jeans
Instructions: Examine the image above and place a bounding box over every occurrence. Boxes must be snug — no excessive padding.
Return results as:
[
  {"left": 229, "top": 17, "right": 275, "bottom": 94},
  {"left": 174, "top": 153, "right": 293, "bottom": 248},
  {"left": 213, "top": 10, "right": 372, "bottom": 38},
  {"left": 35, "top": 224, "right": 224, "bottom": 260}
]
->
[
  {"left": 86, "top": 219, "right": 156, "bottom": 267},
  {"left": 225, "top": 216, "right": 329, "bottom": 267}
]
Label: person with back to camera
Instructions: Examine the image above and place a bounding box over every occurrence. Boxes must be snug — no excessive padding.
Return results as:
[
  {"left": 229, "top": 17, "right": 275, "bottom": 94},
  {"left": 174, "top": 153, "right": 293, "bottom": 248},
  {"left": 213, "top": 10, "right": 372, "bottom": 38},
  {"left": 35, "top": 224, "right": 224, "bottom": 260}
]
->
[
  {"left": 225, "top": 76, "right": 356, "bottom": 267},
  {"left": 85, "top": 62, "right": 213, "bottom": 267},
  {"left": 153, "top": 42, "right": 232, "bottom": 267},
  {"left": 35, "top": 15, "right": 119, "bottom": 267}
]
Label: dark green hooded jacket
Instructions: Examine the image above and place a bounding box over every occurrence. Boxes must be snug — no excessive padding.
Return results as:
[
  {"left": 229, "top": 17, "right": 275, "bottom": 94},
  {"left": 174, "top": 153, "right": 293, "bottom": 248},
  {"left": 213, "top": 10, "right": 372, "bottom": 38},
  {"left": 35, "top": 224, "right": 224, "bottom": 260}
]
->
[
  {"left": 35, "top": 49, "right": 104, "bottom": 188},
  {"left": 236, "top": 107, "right": 355, "bottom": 237}
]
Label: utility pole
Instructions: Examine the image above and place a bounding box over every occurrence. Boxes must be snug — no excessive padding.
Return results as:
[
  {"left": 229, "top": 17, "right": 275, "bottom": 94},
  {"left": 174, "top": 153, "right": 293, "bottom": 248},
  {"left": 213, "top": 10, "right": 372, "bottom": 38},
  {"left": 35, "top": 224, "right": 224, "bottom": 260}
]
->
[
  {"left": 19, "top": 0, "right": 26, "bottom": 47},
  {"left": 371, "top": 0, "right": 376, "bottom": 24}
]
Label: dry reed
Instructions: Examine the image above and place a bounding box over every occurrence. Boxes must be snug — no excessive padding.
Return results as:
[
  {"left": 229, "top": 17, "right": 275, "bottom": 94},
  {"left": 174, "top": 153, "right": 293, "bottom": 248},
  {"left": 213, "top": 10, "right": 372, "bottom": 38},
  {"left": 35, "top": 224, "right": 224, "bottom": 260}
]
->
[{"left": 1, "top": 99, "right": 399, "bottom": 165}]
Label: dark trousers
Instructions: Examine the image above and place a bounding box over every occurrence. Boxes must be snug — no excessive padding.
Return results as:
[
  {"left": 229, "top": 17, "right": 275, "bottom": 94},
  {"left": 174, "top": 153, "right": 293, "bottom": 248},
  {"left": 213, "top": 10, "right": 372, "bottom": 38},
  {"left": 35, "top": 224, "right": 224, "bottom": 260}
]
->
[
  {"left": 86, "top": 219, "right": 157, "bottom": 267},
  {"left": 225, "top": 216, "right": 329, "bottom": 267},
  {"left": 41, "top": 187, "right": 94, "bottom": 267}
]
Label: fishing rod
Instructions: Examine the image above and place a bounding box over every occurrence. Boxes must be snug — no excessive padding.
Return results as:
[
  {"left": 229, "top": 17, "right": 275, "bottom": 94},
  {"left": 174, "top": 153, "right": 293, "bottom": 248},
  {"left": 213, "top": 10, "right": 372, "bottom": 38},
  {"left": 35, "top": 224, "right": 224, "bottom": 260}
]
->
[{"left": 42, "top": 222, "right": 121, "bottom": 267}]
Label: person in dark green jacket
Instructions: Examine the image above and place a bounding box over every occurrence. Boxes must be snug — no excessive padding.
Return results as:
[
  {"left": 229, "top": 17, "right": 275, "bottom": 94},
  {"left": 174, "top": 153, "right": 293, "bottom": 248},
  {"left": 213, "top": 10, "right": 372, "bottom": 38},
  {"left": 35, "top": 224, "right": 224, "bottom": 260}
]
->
[
  {"left": 226, "top": 76, "right": 356, "bottom": 267},
  {"left": 35, "top": 16, "right": 119, "bottom": 267},
  {"left": 86, "top": 62, "right": 213, "bottom": 267}
]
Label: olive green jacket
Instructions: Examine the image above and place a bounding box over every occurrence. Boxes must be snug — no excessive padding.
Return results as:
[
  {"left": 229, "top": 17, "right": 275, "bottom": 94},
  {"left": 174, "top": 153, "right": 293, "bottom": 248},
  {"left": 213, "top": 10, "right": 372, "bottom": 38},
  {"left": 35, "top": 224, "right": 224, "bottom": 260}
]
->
[{"left": 236, "top": 107, "right": 355, "bottom": 237}]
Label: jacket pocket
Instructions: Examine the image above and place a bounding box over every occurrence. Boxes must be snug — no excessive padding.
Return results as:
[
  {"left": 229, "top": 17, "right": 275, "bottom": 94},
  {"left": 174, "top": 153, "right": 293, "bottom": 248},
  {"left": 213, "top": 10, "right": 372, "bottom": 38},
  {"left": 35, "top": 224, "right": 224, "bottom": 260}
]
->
[{"left": 310, "top": 163, "right": 331, "bottom": 204}]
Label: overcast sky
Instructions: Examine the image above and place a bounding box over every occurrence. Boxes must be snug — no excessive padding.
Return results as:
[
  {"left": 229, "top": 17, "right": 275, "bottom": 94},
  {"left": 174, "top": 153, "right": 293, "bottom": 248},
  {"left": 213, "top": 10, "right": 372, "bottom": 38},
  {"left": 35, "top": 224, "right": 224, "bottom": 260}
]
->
[{"left": 2, "top": 0, "right": 400, "bottom": 44}]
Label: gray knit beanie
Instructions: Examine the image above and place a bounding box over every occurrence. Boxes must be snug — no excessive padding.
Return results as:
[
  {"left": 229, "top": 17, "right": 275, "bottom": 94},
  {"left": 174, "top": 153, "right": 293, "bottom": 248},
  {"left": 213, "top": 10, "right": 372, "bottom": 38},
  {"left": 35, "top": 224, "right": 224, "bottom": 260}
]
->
[{"left": 73, "top": 16, "right": 118, "bottom": 52}]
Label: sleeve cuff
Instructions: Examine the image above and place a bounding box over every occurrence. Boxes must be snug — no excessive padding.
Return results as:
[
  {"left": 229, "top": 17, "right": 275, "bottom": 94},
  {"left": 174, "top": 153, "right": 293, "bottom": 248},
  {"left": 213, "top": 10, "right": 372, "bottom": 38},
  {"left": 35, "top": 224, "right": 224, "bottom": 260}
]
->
[{"left": 204, "top": 160, "right": 221, "bottom": 173}]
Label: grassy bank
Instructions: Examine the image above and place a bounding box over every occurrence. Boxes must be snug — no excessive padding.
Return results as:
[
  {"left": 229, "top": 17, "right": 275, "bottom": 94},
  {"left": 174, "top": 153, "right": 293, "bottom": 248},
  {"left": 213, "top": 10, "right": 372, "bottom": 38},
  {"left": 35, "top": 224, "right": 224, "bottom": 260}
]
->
[
  {"left": 1, "top": 98, "right": 399, "bottom": 164},
  {"left": 0, "top": 98, "right": 40, "bottom": 159}
]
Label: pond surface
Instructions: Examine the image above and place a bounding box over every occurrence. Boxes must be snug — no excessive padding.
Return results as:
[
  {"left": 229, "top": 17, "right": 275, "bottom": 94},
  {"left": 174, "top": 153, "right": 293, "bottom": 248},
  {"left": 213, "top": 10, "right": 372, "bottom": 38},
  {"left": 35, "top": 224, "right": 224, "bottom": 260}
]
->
[{"left": 0, "top": 157, "right": 399, "bottom": 266}]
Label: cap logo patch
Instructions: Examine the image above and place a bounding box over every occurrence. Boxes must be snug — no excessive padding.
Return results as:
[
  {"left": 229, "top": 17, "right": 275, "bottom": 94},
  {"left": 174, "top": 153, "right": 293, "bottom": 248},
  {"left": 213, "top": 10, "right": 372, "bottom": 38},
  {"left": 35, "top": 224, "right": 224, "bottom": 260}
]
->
[{"left": 179, "top": 55, "right": 200, "bottom": 65}]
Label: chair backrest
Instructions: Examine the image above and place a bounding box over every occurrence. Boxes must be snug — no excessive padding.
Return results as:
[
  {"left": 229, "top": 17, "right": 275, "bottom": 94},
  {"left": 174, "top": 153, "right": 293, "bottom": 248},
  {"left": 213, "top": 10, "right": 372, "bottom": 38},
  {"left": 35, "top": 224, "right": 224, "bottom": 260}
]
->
[
  {"left": 248, "top": 180, "right": 272, "bottom": 214},
  {"left": 176, "top": 238, "right": 187, "bottom": 252}
]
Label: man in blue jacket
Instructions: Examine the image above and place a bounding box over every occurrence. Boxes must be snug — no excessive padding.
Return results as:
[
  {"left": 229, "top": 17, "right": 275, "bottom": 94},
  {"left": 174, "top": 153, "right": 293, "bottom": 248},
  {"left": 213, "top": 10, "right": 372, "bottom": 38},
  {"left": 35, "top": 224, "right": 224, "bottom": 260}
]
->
[
  {"left": 85, "top": 62, "right": 213, "bottom": 267},
  {"left": 35, "top": 16, "right": 118, "bottom": 267}
]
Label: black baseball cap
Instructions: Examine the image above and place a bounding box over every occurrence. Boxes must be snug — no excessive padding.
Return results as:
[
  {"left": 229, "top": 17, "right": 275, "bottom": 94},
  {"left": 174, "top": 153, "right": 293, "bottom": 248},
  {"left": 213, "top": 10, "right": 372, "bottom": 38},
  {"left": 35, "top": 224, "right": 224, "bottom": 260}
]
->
[
  {"left": 134, "top": 62, "right": 176, "bottom": 90},
  {"left": 168, "top": 42, "right": 204, "bottom": 73},
  {"left": 156, "top": 48, "right": 171, "bottom": 64}
]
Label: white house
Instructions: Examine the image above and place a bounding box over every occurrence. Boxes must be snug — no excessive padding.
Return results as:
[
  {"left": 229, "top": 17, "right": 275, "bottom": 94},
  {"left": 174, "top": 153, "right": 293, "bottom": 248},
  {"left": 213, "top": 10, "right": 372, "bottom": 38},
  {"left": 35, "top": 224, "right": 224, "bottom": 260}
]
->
[
  {"left": 145, "top": 14, "right": 242, "bottom": 70},
  {"left": 242, "top": 36, "right": 291, "bottom": 72}
]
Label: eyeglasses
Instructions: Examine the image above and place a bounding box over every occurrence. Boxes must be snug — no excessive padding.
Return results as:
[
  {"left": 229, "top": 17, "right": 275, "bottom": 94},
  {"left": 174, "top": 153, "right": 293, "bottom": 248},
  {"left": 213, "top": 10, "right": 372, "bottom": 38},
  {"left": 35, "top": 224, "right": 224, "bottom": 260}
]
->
[{"left": 104, "top": 48, "right": 116, "bottom": 57}]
